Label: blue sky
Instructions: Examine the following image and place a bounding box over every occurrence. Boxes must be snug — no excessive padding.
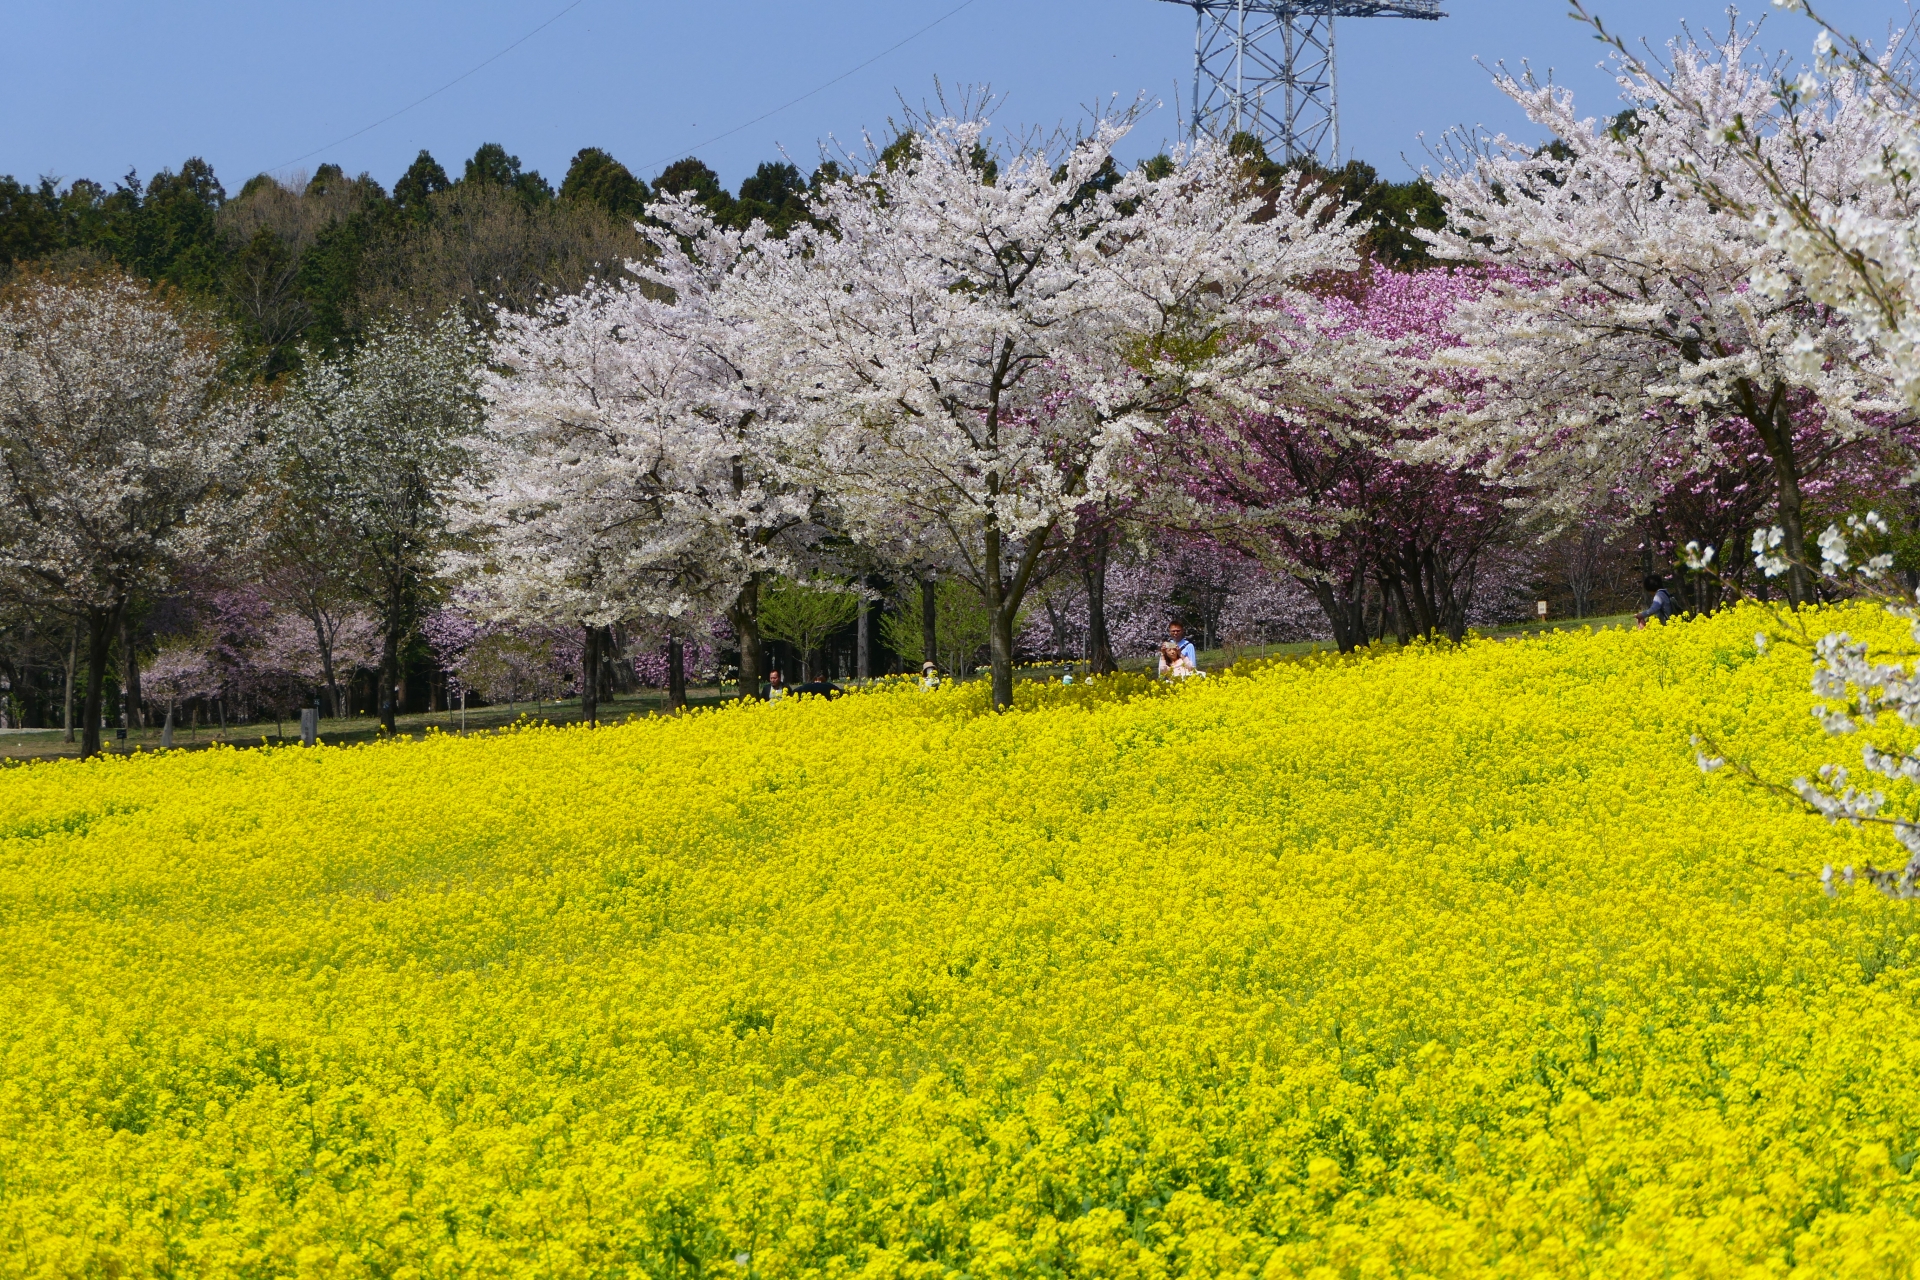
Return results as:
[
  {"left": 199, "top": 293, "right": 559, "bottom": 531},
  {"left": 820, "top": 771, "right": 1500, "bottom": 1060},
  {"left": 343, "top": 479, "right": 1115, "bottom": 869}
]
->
[{"left": 1, "top": 1, "right": 1904, "bottom": 193}]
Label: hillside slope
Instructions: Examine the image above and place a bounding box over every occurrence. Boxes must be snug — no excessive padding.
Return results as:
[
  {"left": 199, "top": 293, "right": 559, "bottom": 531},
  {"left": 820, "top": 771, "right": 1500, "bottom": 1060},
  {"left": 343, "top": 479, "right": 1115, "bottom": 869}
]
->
[{"left": 1, "top": 606, "right": 1916, "bottom": 1278}]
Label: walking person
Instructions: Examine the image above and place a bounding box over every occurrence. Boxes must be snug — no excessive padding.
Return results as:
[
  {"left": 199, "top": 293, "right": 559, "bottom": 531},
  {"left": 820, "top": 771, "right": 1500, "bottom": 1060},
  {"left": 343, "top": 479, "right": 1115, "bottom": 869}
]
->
[{"left": 1636, "top": 575, "right": 1677, "bottom": 628}]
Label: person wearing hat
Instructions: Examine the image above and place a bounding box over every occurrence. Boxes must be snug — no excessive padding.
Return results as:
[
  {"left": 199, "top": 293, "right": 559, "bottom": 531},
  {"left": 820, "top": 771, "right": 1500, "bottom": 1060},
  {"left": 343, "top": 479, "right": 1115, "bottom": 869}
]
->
[{"left": 920, "top": 661, "right": 941, "bottom": 691}]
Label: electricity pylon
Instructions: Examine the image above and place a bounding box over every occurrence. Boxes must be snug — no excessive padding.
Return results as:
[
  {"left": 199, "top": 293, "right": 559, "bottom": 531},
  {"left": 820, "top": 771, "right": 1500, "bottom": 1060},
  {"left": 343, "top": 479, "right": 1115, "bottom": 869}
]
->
[{"left": 1158, "top": 1, "right": 1445, "bottom": 163}]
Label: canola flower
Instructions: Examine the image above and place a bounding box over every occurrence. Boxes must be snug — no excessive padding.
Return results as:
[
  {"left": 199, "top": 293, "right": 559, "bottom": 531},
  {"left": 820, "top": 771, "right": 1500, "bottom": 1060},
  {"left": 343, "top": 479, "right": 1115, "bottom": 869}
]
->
[{"left": 1, "top": 604, "right": 1917, "bottom": 1279}]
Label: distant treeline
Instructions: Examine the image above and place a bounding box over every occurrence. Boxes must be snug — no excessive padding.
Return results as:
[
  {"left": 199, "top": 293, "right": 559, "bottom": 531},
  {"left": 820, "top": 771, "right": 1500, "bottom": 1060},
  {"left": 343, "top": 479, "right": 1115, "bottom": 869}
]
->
[{"left": 0, "top": 135, "right": 1444, "bottom": 379}]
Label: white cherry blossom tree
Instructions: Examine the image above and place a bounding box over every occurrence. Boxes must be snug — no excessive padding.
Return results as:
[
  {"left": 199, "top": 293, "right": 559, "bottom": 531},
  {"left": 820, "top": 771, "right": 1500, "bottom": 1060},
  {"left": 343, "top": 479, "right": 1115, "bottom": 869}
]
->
[
  {"left": 1572, "top": 3, "right": 1920, "bottom": 407},
  {"left": 455, "top": 196, "right": 820, "bottom": 707},
  {"left": 0, "top": 272, "right": 254, "bottom": 757},
  {"left": 1426, "top": 26, "right": 1902, "bottom": 604},
  {"left": 731, "top": 110, "right": 1361, "bottom": 707},
  {"left": 270, "top": 315, "right": 480, "bottom": 735}
]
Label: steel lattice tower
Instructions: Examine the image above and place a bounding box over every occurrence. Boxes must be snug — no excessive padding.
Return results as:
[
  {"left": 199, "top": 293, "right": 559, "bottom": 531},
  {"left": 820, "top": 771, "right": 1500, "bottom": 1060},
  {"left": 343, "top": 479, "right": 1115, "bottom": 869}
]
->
[{"left": 1158, "top": 1, "right": 1444, "bottom": 163}]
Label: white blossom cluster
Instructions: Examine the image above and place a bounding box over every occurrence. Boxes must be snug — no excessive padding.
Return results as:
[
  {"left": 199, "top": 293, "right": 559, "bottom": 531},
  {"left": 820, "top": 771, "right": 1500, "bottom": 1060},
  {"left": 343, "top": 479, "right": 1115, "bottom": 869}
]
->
[
  {"left": 1738, "top": 512, "right": 1920, "bottom": 897},
  {"left": 1731, "top": 9, "right": 1920, "bottom": 410}
]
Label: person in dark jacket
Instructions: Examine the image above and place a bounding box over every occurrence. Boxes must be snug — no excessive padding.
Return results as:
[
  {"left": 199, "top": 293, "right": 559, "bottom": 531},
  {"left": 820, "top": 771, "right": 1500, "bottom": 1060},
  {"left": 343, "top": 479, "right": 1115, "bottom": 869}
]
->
[
  {"left": 1636, "top": 575, "right": 1677, "bottom": 627},
  {"left": 792, "top": 680, "right": 844, "bottom": 698}
]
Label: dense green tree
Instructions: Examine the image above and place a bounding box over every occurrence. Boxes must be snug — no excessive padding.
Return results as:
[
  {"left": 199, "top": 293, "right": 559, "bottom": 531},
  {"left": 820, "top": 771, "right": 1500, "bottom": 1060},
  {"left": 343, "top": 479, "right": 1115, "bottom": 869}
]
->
[
  {"left": 0, "top": 177, "right": 62, "bottom": 269},
  {"left": 808, "top": 160, "right": 847, "bottom": 194},
  {"left": 462, "top": 144, "right": 553, "bottom": 204},
  {"left": 392, "top": 150, "right": 450, "bottom": 218},
  {"left": 295, "top": 211, "right": 381, "bottom": 356},
  {"left": 85, "top": 161, "right": 228, "bottom": 296},
  {"left": 560, "top": 148, "right": 648, "bottom": 217},
  {"left": 217, "top": 166, "right": 392, "bottom": 374},
  {"left": 735, "top": 161, "right": 807, "bottom": 234},
  {"left": 878, "top": 132, "right": 917, "bottom": 172},
  {"left": 1306, "top": 158, "right": 1445, "bottom": 266},
  {"left": 1136, "top": 153, "right": 1176, "bottom": 182},
  {"left": 304, "top": 164, "right": 351, "bottom": 198}
]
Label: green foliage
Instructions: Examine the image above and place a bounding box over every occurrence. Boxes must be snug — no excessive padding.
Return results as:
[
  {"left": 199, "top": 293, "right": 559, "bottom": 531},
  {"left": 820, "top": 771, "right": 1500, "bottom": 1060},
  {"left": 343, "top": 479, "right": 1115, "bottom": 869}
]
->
[
  {"left": 653, "top": 157, "right": 735, "bottom": 223},
  {"left": 878, "top": 580, "right": 1017, "bottom": 676},
  {"left": 294, "top": 210, "right": 378, "bottom": 358},
  {"left": 735, "top": 162, "right": 808, "bottom": 234},
  {"left": 0, "top": 131, "right": 1440, "bottom": 382},
  {"left": 758, "top": 576, "right": 862, "bottom": 674},
  {"left": 1137, "top": 153, "right": 1176, "bottom": 182},
  {"left": 560, "top": 148, "right": 649, "bottom": 217},
  {"left": 462, "top": 144, "right": 553, "bottom": 205},
  {"left": 118, "top": 160, "right": 228, "bottom": 293},
  {"left": 1225, "top": 132, "right": 1446, "bottom": 266},
  {"left": 0, "top": 177, "right": 62, "bottom": 268},
  {"left": 392, "top": 150, "right": 451, "bottom": 217},
  {"left": 809, "top": 160, "right": 847, "bottom": 194},
  {"left": 878, "top": 132, "right": 918, "bottom": 172}
]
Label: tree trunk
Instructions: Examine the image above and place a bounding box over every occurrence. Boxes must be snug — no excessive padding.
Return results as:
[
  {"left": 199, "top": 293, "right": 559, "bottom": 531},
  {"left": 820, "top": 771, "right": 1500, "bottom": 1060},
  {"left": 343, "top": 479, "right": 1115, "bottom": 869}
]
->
[
  {"left": 856, "top": 595, "right": 869, "bottom": 680},
  {"left": 1770, "top": 452, "right": 1813, "bottom": 606},
  {"left": 581, "top": 623, "right": 600, "bottom": 726},
  {"left": 729, "top": 577, "right": 763, "bottom": 701},
  {"left": 1385, "top": 576, "right": 1415, "bottom": 647},
  {"left": 989, "top": 603, "right": 1015, "bottom": 710},
  {"left": 162, "top": 703, "right": 174, "bottom": 750},
  {"left": 379, "top": 625, "right": 400, "bottom": 735},
  {"left": 919, "top": 578, "right": 938, "bottom": 669},
  {"left": 62, "top": 627, "right": 77, "bottom": 745},
  {"left": 119, "top": 609, "right": 144, "bottom": 728},
  {"left": 309, "top": 610, "right": 344, "bottom": 719},
  {"left": 80, "top": 603, "right": 122, "bottom": 760},
  {"left": 667, "top": 636, "right": 687, "bottom": 709},
  {"left": 1738, "top": 377, "right": 1814, "bottom": 607},
  {"left": 1082, "top": 535, "right": 1116, "bottom": 676},
  {"left": 1308, "top": 563, "right": 1371, "bottom": 654},
  {"left": 978, "top": 521, "right": 1045, "bottom": 711}
]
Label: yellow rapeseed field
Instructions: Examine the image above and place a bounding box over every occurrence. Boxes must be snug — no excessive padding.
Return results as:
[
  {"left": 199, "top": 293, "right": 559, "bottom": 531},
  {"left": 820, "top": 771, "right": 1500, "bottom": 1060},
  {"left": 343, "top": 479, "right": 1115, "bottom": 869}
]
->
[{"left": 2, "top": 604, "right": 1918, "bottom": 1279}]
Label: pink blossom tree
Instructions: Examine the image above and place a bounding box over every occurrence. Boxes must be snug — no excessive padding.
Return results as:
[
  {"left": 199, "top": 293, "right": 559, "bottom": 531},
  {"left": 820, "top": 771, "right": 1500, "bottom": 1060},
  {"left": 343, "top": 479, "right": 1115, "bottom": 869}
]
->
[{"left": 1164, "top": 264, "right": 1520, "bottom": 649}]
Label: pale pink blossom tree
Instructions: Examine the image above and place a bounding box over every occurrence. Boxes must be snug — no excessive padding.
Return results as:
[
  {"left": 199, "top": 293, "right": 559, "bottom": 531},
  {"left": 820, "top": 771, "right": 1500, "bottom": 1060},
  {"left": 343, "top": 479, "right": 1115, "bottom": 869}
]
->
[{"left": 730, "top": 108, "right": 1362, "bottom": 706}]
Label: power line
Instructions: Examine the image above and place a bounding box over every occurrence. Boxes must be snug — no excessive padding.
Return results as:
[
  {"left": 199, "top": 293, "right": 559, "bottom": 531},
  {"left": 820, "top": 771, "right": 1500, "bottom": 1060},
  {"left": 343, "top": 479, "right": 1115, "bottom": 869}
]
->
[
  {"left": 265, "top": 0, "right": 588, "bottom": 175},
  {"left": 636, "top": 0, "right": 982, "bottom": 177}
]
